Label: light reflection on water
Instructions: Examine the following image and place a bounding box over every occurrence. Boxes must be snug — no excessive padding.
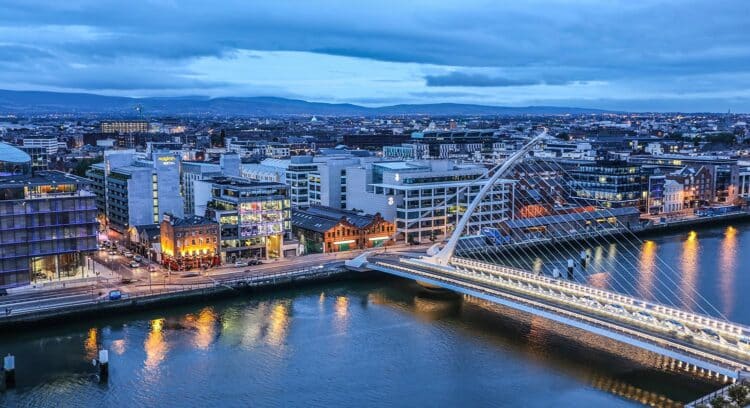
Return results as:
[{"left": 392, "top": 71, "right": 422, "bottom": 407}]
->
[
  {"left": 1, "top": 223, "right": 749, "bottom": 407},
  {"left": 680, "top": 231, "right": 700, "bottom": 311},
  {"left": 719, "top": 226, "right": 738, "bottom": 316}
]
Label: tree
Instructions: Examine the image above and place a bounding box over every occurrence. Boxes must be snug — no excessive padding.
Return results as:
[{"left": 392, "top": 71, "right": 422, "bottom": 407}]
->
[
  {"left": 709, "top": 395, "right": 727, "bottom": 408},
  {"left": 727, "top": 384, "right": 749, "bottom": 406}
]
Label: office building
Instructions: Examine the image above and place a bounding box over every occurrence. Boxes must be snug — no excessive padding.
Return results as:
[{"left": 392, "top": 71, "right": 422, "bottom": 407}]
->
[
  {"left": 0, "top": 143, "right": 97, "bottom": 289},
  {"left": 101, "top": 121, "right": 149, "bottom": 134},
  {"left": 86, "top": 150, "right": 184, "bottom": 235},
  {"left": 198, "top": 177, "right": 293, "bottom": 261},
  {"left": 346, "top": 160, "right": 515, "bottom": 243}
]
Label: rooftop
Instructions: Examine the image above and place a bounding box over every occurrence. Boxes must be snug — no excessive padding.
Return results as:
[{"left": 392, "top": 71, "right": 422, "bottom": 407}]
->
[{"left": 0, "top": 142, "right": 32, "bottom": 164}]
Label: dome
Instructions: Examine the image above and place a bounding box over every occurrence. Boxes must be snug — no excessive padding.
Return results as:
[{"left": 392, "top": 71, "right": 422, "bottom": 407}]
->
[
  {"left": 0, "top": 142, "right": 32, "bottom": 178},
  {"left": 0, "top": 143, "right": 31, "bottom": 163}
]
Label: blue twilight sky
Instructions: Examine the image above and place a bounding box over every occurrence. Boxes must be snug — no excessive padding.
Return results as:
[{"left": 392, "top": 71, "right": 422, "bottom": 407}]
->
[{"left": 1, "top": 0, "right": 749, "bottom": 112}]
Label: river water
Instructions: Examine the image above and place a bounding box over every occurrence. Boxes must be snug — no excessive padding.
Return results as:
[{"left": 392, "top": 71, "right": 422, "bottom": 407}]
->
[{"left": 1, "top": 222, "right": 749, "bottom": 407}]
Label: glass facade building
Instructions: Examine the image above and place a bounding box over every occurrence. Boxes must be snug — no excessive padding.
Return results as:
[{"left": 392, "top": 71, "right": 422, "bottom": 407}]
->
[
  {"left": 0, "top": 143, "right": 98, "bottom": 289},
  {"left": 568, "top": 160, "right": 647, "bottom": 209},
  {"left": 202, "top": 177, "right": 291, "bottom": 262}
]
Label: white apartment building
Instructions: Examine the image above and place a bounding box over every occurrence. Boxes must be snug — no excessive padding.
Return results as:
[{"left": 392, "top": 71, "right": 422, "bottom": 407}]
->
[
  {"left": 663, "top": 179, "right": 685, "bottom": 213},
  {"left": 346, "top": 160, "right": 515, "bottom": 243}
]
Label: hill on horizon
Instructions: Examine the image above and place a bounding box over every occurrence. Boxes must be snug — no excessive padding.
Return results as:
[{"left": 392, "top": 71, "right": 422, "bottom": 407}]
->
[{"left": 0, "top": 89, "right": 613, "bottom": 116}]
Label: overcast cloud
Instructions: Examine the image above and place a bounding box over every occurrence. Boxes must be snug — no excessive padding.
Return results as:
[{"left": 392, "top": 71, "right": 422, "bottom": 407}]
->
[{"left": 1, "top": 0, "right": 749, "bottom": 111}]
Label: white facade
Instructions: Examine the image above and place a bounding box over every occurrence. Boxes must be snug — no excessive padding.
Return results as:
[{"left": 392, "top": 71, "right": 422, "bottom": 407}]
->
[
  {"left": 346, "top": 160, "right": 514, "bottom": 242},
  {"left": 663, "top": 179, "right": 684, "bottom": 213},
  {"left": 23, "top": 137, "right": 59, "bottom": 155}
]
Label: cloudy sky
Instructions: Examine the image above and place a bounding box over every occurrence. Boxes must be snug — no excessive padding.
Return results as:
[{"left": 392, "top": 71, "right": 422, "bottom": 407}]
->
[{"left": 1, "top": 0, "right": 749, "bottom": 111}]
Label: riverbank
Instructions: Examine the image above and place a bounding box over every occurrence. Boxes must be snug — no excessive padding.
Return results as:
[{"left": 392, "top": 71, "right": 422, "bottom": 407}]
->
[
  {"left": 0, "top": 266, "right": 357, "bottom": 330},
  {"left": 638, "top": 211, "right": 750, "bottom": 237}
]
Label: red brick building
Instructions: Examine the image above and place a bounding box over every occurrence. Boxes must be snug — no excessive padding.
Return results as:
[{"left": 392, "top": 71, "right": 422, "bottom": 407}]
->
[{"left": 292, "top": 206, "right": 395, "bottom": 254}]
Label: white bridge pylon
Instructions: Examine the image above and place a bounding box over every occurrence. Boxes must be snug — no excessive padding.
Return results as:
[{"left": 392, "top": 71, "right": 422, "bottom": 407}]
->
[{"left": 425, "top": 129, "right": 551, "bottom": 266}]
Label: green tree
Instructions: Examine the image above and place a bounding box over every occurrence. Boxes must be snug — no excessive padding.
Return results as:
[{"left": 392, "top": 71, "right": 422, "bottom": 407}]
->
[
  {"left": 709, "top": 395, "right": 727, "bottom": 408},
  {"left": 727, "top": 384, "right": 749, "bottom": 406}
]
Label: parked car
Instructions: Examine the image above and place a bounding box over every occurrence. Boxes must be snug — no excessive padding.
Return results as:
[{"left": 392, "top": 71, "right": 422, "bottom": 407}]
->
[
  {"left": 108, "top": 290, "right": 122, "bottom": 300},
  {"left": 234, "top": 261, "right": 248, "bottom": 267},
  {"left": 129, "top": 261, "right": 139, "bottom": 268},
  {"left": 124, "top": 251, "right": 134, "bottom": 258},
  {"left": 134, "top": 255, "right": 143, "bottom": 263},
  {"left": 247, "top": 259, "right": 263, "bottom": 266}
]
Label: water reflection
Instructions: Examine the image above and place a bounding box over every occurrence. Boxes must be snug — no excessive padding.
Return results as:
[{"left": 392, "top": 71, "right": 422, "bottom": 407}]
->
[
  {"left": 637, "top": 240, "right": 657, "bottom": 300},
  {"left": 718, "top": 226, "right": 738, "bottom": 316},
  {"left": 588, "top": 272, "right": 609, "bottom": 290},
  {"left": 184, "top": 307, "right": 217, "bottom": 350},
  {"left": 144, "top": 318, "right": 168, "bottom": 370},
  {"left": 267, "top": 303, "right": 290, "bottom": 347},
  {"left": 84, "top": 328, "right": 98, "bottom": 361},
  {"left": 680, "top": 231, "right": 699, "bottom": 311}
]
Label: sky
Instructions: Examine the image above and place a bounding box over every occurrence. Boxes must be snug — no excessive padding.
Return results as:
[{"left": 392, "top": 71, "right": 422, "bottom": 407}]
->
[{"left": 1, "top": 0, "right": 749, "bottom": 112}]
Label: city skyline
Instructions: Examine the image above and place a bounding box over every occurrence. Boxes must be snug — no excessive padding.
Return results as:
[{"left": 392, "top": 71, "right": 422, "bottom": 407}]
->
[{"left": 1, "top": 0, "right": 749, "bottom": 112}]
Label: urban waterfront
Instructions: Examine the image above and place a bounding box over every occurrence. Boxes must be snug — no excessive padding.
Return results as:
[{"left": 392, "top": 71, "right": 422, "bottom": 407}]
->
[{"left": 1, "top": 223, "right": 749, "bottom": 407}]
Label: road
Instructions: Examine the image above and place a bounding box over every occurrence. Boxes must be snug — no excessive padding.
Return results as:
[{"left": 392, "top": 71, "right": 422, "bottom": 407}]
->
[{"left": 0, "top": 244, "right": 431, "bottom": 319}]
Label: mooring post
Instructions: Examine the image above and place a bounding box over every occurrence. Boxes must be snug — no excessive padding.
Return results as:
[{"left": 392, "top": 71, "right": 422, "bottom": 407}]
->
[
  {"left": 3, "top": 354, "right": 15, "bottom": 388},
  {"left": 92, "top": 349, "right": 109, "bottom": 382}
]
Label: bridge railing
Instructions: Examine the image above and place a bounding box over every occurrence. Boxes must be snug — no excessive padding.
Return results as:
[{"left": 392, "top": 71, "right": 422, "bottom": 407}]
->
[
  {"left": 374, "top": 258, "right": 750, "bottom": 375},
  {"left": 449, "top": 257, "right": 750, "bottom": 340}
]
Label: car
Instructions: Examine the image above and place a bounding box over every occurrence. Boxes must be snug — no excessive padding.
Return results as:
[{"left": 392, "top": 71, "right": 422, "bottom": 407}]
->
[
  {"left": 129, "top": 261, "right": 139, "bottom": 268},
  {"left": 247, "top": 259, "right": 263, "bottom": 266},
  {"left": 234, "top": 261, "right": 248, "bottom": 267},
  {"left": 108, "top": 250, "right": 117, "bottom": 255},
  {"left": 108, "top": 290, "right": 122, "bottom": 300},
  {"left": 124, "top": 251, "right": 134, "bottom": 258},
  {"left": 133, "top": 255, "right": 143, "bottom": 262}
]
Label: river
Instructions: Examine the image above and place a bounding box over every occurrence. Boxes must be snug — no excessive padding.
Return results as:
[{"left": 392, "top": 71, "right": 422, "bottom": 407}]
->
[{"left": 1, "top": 222, "right": 749, "bottom": 407}]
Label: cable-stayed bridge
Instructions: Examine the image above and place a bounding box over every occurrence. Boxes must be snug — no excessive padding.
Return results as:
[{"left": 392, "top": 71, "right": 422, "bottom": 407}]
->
[{"left": 347, "top": 130, "right": 750, "bottom": 380}]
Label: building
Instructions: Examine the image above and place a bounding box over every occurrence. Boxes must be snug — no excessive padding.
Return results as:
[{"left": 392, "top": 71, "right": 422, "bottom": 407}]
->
[
  {"left": 0, "top": 143, "right": 98, "bottom": 289},
  {"left": 86, "top": 150, "right": 184, "bottom": 235},
  {"left": 568, "top": 160, "right": 647, "bottom": 209},
  {"left": 346, "top": 160, "right": 515, "bottom": 243},
  {"left": 242, "top": 156, "right": 355, "bottom": 209},
  {"left": 292, "top": 206, "right": 395, "bottom": 253},
  {"left": 198, "top": 177, "right": 293, "bottom": 262},
  {"left": 101, "top": 121, "right": 149, "bottom": 134},
  {"left": 629, "top": 154, "right": 740, "bottom": 204},
  {"left": 18, "top": 145, "right": 50, "bottom": 171},
  {"left": 498, "top": 207, "right": 641, "bottom": 243},
  {"left": 126, "top": 223, "right": 161, "bottom": 260},
  {"left": 160, "top": 213, "right": 220, "bottom": 270},
  {"left": 307, "top": 157, "right": 361, "bottom": 209},
  {"left": 181, "top": 153, "right": 241, "bottom": 217},
  {"left": 663, "top": 179, "right": 684, "bottom": 213},
  {"left": 22, "top": 136, "right": 61, "bottom": 156},
  {"left": 667, "top": 166, "right": 713, "bottom": 209}
]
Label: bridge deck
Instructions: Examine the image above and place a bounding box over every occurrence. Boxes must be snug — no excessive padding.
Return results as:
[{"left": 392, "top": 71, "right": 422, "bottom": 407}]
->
[{"left": 364, "top": 254, "right": 750, "bottom": 379}]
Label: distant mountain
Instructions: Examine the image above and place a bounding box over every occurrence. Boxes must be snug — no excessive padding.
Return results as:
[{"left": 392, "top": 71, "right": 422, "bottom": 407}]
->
[{"left": 0, "top": 89, "right": 611, "bottom": 116}]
